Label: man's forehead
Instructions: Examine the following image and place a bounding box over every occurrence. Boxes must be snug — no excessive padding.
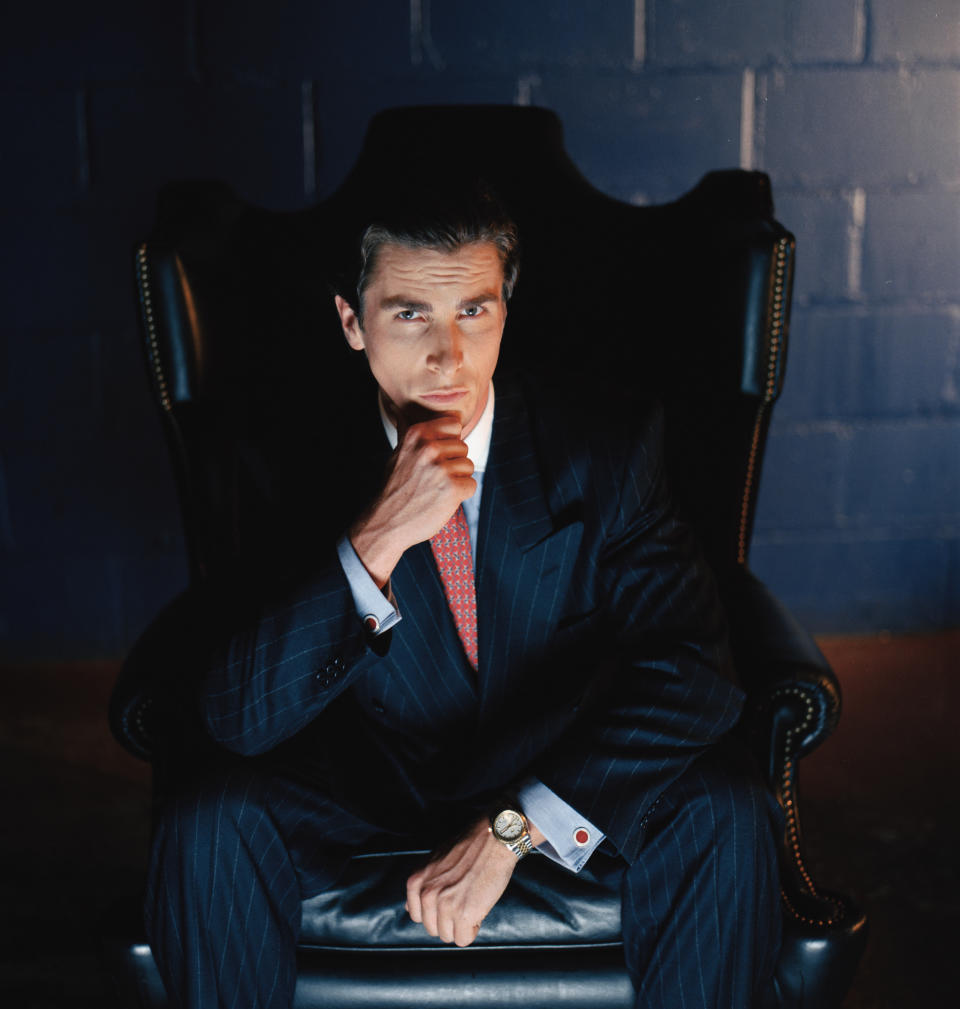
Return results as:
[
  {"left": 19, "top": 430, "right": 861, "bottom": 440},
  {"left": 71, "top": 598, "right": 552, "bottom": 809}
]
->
[{"left": 370, "top": 241, "right": 504, "bottom": 293}]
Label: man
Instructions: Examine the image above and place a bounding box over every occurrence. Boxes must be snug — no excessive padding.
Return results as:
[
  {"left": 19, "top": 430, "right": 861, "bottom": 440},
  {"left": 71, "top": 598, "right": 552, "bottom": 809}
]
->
[{"left": 146, "top": 186, "right": 782, "bottom": 1008}]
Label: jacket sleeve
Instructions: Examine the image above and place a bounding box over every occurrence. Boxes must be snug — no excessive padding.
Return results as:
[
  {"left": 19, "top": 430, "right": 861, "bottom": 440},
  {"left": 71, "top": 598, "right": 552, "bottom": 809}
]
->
[
  {"left": 199, "top": 549, "right": 388, "bottom": 756},
  {"left": 534, "top": 404, "right": 744, "bottom": 863}
]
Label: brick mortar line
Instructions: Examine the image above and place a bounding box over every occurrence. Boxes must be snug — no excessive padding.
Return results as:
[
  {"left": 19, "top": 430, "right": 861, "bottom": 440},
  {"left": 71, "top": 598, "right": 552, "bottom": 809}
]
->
[
  {"left": 790, "top": 301, "right": 960, "bottom": 314},
  {"left": 628, "top": 59, "right": 960, "bottom": 73},
  {"left": 771, "top": 417, "right": 960, "bottom": 436},
  {"left": 5, "top": 61, "right": 957, "bottom": 92},
  {"left": 776, "top": 184, "right": 960, "bottom": 196},
  {"left": 752, "top": 528, "right": 960, "bottom": 545}
]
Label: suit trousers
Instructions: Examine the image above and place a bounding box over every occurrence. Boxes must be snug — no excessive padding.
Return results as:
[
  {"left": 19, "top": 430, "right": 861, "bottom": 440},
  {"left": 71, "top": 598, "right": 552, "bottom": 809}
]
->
[{"left": 144, "top": 739, "right": 782, "bottom": 1009}]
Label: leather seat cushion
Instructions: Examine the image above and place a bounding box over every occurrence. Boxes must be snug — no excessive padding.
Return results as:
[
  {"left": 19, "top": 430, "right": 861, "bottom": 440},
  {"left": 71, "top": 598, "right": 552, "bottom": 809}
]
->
[{"left": 299, "top": 849, "right": 624, "bottom": 950}]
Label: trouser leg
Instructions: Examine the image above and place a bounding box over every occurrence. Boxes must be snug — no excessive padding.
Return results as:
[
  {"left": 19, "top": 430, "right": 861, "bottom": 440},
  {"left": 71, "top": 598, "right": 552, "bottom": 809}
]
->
[
  {"left": 619, "top": 739, "right": 783, "bottom": 1009},
  {"left": 144, "top": 762, "right": 380, "bottom": 1009}
]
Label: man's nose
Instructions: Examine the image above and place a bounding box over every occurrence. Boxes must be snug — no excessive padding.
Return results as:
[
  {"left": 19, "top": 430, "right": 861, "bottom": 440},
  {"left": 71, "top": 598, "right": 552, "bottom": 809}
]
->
[{"left": 427, "top": 320, "right": 464, "bottom": 374}]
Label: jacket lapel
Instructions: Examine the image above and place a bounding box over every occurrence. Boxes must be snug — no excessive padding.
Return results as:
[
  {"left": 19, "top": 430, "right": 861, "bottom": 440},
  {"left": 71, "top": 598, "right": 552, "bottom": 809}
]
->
[
  {"left": 475, "top": 376, "right": 584, "bottom": 725},
  {"left": 389, "top": 541, "right": 480, "bottom": 703}
]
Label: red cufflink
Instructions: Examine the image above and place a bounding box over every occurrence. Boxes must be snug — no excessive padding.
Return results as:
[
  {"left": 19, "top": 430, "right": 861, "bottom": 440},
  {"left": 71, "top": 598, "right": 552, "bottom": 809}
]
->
[{"left": 574, "top": 827, "right": 590, "bottom": 846}]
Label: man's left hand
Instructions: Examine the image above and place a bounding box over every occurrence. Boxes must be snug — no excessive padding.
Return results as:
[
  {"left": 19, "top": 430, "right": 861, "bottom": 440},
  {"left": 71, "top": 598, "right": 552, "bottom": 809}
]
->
[{"left": 405, "top": 817, "right": 525, "bottom": 947}]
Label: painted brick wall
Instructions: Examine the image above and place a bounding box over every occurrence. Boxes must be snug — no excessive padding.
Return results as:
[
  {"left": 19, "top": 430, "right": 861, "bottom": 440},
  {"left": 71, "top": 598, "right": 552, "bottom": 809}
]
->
[{"left": 1, "top": 1, "right": 957, "bottom": 658}]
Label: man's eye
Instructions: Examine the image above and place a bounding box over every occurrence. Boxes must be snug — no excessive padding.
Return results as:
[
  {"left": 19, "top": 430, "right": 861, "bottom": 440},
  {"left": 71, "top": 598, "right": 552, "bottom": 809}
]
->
[
  {"left": 397, "top": 309, "right": 420, "bottom": 321},
  {"left": 461, "top": 305, "right": 483, "bottom": 318}
]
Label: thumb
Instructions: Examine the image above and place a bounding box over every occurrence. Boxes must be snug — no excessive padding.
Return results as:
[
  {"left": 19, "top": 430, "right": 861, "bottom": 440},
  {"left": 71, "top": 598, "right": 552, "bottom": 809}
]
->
[{"left": 395, "top": 401, "right": 435, "bottom": 444}]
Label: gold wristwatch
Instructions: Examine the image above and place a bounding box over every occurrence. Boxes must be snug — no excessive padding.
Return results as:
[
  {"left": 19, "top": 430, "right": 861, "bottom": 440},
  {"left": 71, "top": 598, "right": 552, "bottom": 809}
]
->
[{"left": 490, "top": 806, "right": 534, "bottom": 859}]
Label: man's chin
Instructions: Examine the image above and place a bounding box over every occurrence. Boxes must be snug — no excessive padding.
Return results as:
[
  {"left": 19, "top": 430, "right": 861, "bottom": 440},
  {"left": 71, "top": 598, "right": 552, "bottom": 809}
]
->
[{"left": 406, "top": 400, "right": 466, "bottom": 425}]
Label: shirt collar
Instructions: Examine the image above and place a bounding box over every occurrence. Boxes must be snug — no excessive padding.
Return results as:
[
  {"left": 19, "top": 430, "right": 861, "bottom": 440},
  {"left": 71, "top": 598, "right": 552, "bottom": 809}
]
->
[{"left": 378, "top": 381, "right": 495, "bottom": 473}]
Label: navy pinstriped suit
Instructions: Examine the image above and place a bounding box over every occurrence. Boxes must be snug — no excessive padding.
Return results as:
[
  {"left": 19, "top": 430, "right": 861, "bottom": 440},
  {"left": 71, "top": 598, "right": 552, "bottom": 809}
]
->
[{"left": 146, "top": 373, "right": 782, "bottom": 1008}]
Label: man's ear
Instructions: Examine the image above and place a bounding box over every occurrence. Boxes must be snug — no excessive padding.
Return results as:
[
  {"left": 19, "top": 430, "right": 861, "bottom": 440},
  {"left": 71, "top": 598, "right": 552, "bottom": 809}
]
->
[{"left": 334, "top": 294, "right": 365, "bottom": 351}]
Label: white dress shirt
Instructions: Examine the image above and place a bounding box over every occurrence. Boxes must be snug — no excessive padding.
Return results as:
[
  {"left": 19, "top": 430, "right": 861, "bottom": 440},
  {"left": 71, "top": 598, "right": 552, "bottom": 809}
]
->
[{"left": 335, "top": 382, "right": 604, "bottom": 872}]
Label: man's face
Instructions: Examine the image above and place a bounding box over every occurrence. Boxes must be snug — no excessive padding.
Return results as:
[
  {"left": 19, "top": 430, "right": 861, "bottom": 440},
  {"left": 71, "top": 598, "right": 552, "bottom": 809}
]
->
[{"left": 335, "top": 241, "right": 507, "bottom": 437}]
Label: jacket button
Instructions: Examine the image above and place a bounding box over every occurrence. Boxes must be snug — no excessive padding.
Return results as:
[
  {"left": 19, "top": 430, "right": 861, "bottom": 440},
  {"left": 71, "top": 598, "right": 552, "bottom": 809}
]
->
[
  {"left": 315, "top": 673, "right": 331, "bottom": 688},
  {"left": 372, "top": 700, "right": 385, "bottom": 714}
]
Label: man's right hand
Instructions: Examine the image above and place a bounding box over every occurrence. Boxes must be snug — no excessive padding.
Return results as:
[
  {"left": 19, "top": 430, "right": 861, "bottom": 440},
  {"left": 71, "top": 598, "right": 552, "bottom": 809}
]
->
[{"left": 348, "top": 414, "right": 476, "bottom": 588}]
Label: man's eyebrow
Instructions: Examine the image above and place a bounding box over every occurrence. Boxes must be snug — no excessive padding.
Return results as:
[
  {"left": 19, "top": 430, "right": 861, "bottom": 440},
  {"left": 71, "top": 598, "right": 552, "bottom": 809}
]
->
[
  {"left": 378, "top": 295, "right": 432, "bottom": 312},
  {"left": 457, "top": 291, "right": 499, "bottom": 308}
]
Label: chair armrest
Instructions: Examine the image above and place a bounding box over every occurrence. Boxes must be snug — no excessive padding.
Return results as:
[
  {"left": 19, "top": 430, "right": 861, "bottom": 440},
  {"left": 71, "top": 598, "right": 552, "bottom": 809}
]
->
[
  {"left": 109, "top": 590, "right": 210, "bottom": 764},
  {"left": 721, "top": 567, "right": 868, "bottom": 974},
  {"left": 723, "top": 566, "right": 840, "bottom": 758}
]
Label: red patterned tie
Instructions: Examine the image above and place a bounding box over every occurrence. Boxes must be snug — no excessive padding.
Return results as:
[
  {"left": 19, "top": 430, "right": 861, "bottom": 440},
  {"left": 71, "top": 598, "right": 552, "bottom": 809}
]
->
[{"left": 429, "top": 505, "right": 479, "bottom": 669}]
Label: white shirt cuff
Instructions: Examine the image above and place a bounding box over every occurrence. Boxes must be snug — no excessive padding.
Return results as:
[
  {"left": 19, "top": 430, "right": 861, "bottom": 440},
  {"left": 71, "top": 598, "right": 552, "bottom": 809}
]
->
[
  {"left": 517, "top": 777, "right": 605, "bottom": 873},
  {"left": 336, "top": 534, "right": 401, "bottom": 635}
]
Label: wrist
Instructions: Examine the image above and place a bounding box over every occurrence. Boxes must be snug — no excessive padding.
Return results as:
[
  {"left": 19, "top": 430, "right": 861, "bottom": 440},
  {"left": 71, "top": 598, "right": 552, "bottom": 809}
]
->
[
  {"left": 527, "top": 821, "right": 545, "bottom": 848},
  {"left": 349, "top": 515, "right": 406, "bottom": 589}
]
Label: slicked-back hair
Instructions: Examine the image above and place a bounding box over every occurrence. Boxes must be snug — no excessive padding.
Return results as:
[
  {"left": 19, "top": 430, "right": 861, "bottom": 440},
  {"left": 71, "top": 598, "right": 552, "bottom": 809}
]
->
[{"left": 350, "top": 183, "right": 520, "bottom": 326}]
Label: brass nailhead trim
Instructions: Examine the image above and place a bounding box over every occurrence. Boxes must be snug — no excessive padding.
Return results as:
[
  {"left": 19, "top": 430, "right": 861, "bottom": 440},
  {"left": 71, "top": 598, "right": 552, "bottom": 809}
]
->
[
  {"left": 764, "top": 238, "right": 789, "bottom": 403},
  {"left": 136, "top": 243, "right": 172, "bottom": 413},
  {"left": 774, "top": 684, "right": 844, "bottom": 927},
  {"left": 133, "top": 696, "right": 153, "bottom": 740},
  {"left": 736, "top": 236, "right": 791, "bottom": 566},
  {"left": 737, "top": 405, "right": 766, "bottom": 565}
]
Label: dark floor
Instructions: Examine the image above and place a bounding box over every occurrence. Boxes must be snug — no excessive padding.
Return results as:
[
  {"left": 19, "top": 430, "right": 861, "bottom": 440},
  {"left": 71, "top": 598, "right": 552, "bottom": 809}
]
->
[{"left": 1, "top": 631, "right": 958, "bottom": 1007}]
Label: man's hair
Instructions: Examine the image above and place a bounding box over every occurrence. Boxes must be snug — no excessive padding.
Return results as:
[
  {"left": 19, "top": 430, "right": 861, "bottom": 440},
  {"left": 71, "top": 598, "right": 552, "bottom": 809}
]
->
[{"left": 350, "top": 182, "right": 520, "bottom": 325}]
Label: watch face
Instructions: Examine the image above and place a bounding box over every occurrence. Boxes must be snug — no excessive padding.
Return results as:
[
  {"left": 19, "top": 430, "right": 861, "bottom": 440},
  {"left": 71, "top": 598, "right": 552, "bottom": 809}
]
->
[{"left": 494, "top": 809, "right": 524, "bottom": 841}]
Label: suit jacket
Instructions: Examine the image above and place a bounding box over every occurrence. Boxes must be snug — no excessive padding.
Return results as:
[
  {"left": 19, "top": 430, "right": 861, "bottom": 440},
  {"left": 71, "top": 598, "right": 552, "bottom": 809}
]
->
[{"left": 200, "top": 371, "right": 744, "bottom": 864}]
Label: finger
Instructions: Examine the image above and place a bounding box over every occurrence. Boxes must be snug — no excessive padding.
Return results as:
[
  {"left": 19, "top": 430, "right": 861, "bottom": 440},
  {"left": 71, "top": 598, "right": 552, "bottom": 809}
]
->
[
  {"left": 405, "top": 873, "right": 423, "bottom": 924},
  {"left": 437, "top": 903, "right": 456, "bottom": 945},
  {"left": 443, "top": 455, "right": 475, "bottom": 476},
  {"left": 398, "top": 429, "right": 466, "bottom": 462},
  {"left": 454, "top": 475, "right": 478, "bottom": 500},
  {"left": 401, "top": 411, "right": 462, "bottom": 443},
  {"left": 425, "top": 438, "right": 470, "bottom": 462},
  {"left": 420, "top": 886, "right": 439, "bottom": 938},
  {"left": 454, "top": 917, "right": 482, "bottom": 948}
]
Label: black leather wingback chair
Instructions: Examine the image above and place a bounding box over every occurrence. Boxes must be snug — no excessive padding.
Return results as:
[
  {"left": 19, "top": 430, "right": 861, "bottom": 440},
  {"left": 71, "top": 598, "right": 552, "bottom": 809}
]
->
[{"left": 102, "top": 106, "right": 867, "bottom": 1008}]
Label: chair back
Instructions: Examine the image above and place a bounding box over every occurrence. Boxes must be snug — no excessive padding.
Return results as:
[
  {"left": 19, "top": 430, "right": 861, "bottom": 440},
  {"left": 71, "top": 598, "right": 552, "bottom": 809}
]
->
[{"left": 134, "top": 106, "right": 794, "bottom": 584}]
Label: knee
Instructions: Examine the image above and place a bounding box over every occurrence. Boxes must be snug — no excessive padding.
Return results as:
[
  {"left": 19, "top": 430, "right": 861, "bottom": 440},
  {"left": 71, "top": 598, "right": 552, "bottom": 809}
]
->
[
  {"left": 149, "top": 764, "right": 271, "bottom": 877},
  {"left": 677, "top": 741, "right": 780, "bottom": 867}
]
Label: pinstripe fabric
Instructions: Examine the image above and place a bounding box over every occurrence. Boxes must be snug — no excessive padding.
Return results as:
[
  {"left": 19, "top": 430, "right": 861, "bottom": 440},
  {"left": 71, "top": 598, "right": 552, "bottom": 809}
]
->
[
  {"left": 145, "top": 742, "right": 781, "bottom": 1009},
  {"left": 467, "top": 379, "right": 744, "bottom": 859},
  {"left": 145, "top": 764, "right": 386, "bottom": 1009},
  {"left": 149, "top": 372, "right": 773, "bottom": 1007},
  {"left": 616, "top": 739, "right": 783, "bottom": 1009}
]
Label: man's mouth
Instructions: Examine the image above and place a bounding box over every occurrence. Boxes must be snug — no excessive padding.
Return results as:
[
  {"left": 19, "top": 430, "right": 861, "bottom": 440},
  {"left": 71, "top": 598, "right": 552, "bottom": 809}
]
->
[{"left": 420, "top": 388, "right": 468, "bottom": 403}]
